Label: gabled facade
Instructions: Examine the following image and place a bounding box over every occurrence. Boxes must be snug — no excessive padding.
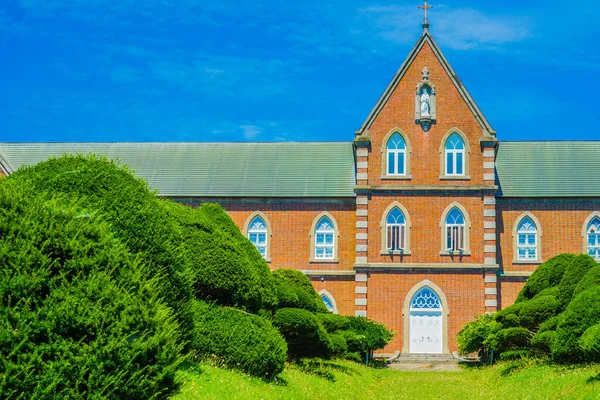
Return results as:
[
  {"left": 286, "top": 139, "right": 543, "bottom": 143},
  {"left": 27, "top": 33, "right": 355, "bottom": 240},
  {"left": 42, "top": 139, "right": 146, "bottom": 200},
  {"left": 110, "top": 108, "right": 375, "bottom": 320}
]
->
[{"left": 1, "top": 26, "right": 599, "bottom": 355}]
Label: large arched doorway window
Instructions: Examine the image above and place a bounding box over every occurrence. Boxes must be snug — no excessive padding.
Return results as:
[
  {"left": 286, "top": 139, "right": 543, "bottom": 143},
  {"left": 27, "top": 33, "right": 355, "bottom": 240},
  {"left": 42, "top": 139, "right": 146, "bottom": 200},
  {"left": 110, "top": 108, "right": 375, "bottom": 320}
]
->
[{"left": 409, "top": 286, "right": 443, "bottom": 354}]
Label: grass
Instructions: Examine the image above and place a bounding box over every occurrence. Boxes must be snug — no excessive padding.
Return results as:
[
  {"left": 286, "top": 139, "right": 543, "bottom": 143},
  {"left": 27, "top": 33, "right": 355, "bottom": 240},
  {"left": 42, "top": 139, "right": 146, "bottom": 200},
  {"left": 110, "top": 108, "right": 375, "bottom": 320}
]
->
[{"left": 172, "top": 359, "right": 600, "bottom": 400}]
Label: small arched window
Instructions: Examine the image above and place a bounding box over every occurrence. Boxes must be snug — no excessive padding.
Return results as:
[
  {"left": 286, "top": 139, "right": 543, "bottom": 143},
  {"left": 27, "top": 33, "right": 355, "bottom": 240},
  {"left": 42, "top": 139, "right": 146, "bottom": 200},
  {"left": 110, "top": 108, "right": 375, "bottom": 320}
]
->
[
  {"left": 248, "top": 216, "right": 268, "bottom": 258},
  {"left": 387, "top": 133, "right": 406, "bottom": 176},
  {"left": 517, "top": 217, "right": 538, "bottom": 260},
  {"left": 386, "top": 207, "right": 406, "bottom": 251},
  {"left": 445, "top": 207, "right": 465, "bottom": 252},
  {"left": 315, "top": 217, "right": 335, "bottom": 260},
  {"left": 445, "top": 133, "right": 465, "bottom": 176},
  {"left": 321, "top": 294, "right": 335, "bottom": 313},
  {"left": 587, "top": 217, "right": 600, "bottom": 261}
]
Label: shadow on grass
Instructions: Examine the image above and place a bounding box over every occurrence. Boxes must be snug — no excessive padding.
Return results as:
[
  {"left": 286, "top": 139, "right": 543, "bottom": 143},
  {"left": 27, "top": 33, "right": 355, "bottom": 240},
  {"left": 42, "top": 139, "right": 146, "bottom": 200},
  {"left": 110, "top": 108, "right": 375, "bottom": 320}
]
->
[
  {"left": 586, "top": 373, "right": 600, "bottom": 384},
  {"left": 292, "top": 358, "right": 360, "bottom": 382}
]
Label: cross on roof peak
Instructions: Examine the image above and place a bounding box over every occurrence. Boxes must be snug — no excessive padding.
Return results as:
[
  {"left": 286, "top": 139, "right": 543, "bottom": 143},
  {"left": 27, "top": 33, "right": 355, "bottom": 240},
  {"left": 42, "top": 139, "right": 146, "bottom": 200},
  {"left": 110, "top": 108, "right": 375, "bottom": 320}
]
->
[{"left": 418, "top": 0, "right": 434, "bottom": 29}]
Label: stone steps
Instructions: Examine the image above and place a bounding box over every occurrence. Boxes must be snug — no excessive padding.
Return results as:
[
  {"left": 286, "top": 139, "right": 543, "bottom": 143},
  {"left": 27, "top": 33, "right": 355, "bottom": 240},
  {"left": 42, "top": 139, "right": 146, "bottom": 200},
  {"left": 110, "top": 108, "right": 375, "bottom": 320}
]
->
[{"left": 393, "top": 353, "right": 456, "bottom": 363}]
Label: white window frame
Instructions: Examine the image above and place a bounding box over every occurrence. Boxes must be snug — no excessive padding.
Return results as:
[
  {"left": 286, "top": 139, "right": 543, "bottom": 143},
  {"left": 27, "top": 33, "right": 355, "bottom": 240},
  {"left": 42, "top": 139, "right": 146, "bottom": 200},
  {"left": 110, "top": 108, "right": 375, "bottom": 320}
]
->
[
  {"left": 248, "top": 216, "right": 268, "bottom": 258},
  {"left": 587, "top": 218, "right": 600, "bottom": 261},
  {"left": 445, "top": 134, "right": 465, "bottom": 176},
  {"left": 517, "top": 218, "right": 538, "bottom": 260},
  {"left": 445, "top": 208, "right": 465, "bottom": 252},
  {"left": 387, "top": 133, "right": 406, "bottom": 176},
  {"left": 386, "top": 208, "right": 406, "bottom": 251},
  {"left": 315, "top": 218, "right": 335, "bottom": 260}
]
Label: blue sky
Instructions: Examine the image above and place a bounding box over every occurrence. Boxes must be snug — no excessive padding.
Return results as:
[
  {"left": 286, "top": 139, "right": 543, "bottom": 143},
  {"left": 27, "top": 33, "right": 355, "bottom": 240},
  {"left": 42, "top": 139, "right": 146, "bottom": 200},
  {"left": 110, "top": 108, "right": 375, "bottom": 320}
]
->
[{"left": 1, "top": 1, "right": 599, "bottom": 142}]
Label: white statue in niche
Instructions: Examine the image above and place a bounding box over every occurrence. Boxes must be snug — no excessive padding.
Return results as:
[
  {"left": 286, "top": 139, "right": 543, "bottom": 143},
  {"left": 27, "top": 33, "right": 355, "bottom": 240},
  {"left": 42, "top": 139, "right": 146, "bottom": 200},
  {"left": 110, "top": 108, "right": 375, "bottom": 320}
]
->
[{"left": 420, "top": 87, "right": 431, "bottom": 117}]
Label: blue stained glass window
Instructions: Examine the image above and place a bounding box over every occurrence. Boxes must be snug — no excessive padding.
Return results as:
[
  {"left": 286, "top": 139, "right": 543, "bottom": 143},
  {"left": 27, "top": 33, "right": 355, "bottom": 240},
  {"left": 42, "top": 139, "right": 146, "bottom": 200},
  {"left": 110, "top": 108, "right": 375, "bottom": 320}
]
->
[
  {"left": 410, "top": 287, "right": 442, "bottom": 310},
  {"left": 446, "top": 208, "right": 465, "bottom": 225},
  {"left": 321, "top": 295, "right": 334, "bottom": 313}
]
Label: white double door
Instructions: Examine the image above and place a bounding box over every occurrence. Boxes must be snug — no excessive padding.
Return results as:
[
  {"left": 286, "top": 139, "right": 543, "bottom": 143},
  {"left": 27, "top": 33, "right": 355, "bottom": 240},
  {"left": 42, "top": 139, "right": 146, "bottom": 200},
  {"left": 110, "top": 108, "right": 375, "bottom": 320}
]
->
[{"left": 409, "top": 310, "right": 443, "bottom": 354}]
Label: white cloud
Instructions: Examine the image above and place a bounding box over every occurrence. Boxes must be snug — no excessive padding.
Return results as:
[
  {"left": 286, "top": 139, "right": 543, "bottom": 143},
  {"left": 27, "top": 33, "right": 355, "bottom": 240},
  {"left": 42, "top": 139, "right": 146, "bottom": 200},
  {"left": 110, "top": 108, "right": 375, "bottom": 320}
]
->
[
  {"left": 359, "top": 5, "right": 531, "bottom": 51},
  {"left": 240, "top": 125, "right": 263, "bottom": 140}
]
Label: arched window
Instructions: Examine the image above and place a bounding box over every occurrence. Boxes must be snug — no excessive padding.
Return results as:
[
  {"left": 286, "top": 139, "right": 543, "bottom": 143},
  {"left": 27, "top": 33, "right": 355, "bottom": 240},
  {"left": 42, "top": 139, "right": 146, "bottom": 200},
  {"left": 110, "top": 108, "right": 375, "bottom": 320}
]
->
[
  {"left": 587, "top": 217, "right": 600, "bottom": 260},
  {"left": 386, "top": 207, "right": 406, "bottom": 251},
  {"left": 387, "top": 133, "right": 406, "bottom": 176},
  {"left": 248, "top": 216, "right": 268, "bottom": 258},
  {"left": 315, "top": 217, "right": 335, "bottom": 260},
  {"left": 445, "top": 207, "right": 465, "bottom": 252},
  {"left": 319, "top": 289, "right": 338, "bottom": 314},
  {"left": 445, "top": 133, "right": 465, "bottom": 176},
  {"left": 517, "top": 217, "right": 538, "bottom": 260}
]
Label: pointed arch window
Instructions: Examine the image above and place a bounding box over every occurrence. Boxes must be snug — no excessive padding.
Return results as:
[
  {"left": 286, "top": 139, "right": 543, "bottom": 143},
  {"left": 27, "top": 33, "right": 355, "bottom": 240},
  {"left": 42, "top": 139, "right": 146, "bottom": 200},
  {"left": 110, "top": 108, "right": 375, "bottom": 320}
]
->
[
  {"left": 517, "top": 217, "right": 538, "bottom": 260},
  {"left": 445, "top": 133, "right": 465, "bottom": 176},
  {"left": 445, "top": 208, "right": 465, "bottom": 252},
  {"left": 315, "top": 217, "right": 335, "bottom": 260},
  {"left": 587, "top": 217, "right": 600, "bottom": 261},
  {"left": 248, "top": 216, "right": 268, "bottom": 258},
  {"left": 386, "top": 207, "right": 406, "bottom": 251},
  {"left": 386, "top": 133, "right": 406, "bottom": 176}
]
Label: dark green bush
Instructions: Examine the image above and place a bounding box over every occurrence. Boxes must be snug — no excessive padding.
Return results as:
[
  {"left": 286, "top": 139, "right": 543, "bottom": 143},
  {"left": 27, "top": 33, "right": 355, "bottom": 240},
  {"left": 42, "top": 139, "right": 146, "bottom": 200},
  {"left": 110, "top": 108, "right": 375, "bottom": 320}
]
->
[
  {"left": 273, "top": 308, "right": 332, "bottom": 359},
  {"left": 494, "top": 303, "right": 523, "bottom": 328},
  {"left": 0, "top": 182, "right": 182, "bottom": 398},
  {"left": 329, "top": 333, "right": 349, "bottom": 357},
  {"left": 531, "top": 331, "right": 556, "bottom": 353},
  {"left": 342, "top": 316, "right": 394, "bottom": 357},
  {"left": 273, "top": 269, "right": 329, "bottom": 313},
  {"left": 518, "top": 295, "right": 559, "bottom": 330},
  {"left": 557, "top": 254, "right": 597, "bottom": 308},
  {"left": 538, "top": 314, "right": 562, "bottom": 333},
  {"left": 316, "top": 313, "right": 352, "bottom": 333},
  {"left": 457, "top": 313, "right": 501, "bottom": 354},
  {"left": 190, "top": 300, "right": 287, "bottom": 378},
  {"left": 573, "top": 265, "right": 600, "bottom": 296},
  {"left": 579, "top": 323, "right": 600, "bottom": 362},
  {"left": 8, "top": 155, "right": 193, "bottom": 323},
  {"left": 196, "top": 203, "right": 279, "bottom": 310},
  {"left": 553, "top": 286, "right": 600, "bottom": 362},
  {"left": 166, "top": 202, "right": 265, "bottom": 312},
  {"left": 498, "top": 350, "right": 532, "bottom": 361},
  {"left": 484, "top": 328, "right": 530, "bottom": 354},
  {"left": 516, "top": 254, "right": 574, "bottom": 302}
]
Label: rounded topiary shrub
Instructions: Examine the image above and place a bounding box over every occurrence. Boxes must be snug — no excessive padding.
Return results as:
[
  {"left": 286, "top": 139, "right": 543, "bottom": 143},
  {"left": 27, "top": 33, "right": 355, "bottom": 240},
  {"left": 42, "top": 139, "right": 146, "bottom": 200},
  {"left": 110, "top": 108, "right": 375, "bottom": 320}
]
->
[
  {"left": 343, "top": 316, "right": 394, "bottom": 357},
  {"left": 531, "top": 330, "right": 556, "bottom": 353},
  {"left": 329, "top": 333, "right": 349, "bottom": 357},
  {"left": 273, "top": 269, "right": 329, "bottom": 313},
  {"left": 494, "top": 303, "right": 524, "bottom": 328},
  {"left": 273, "top": 308, "right": 332, "bottom": 359},
  {"left": 190, "top": 300, "right": 287, "bottom": 378},
  {"left": 0, "top": 182, "right": 183, "bottom": 398},
  {"left": 573, "top": 265, "right": 600, "bottom": 296},
  {"left": 516, "top": 254, "right": 574, "bottom": 302},
  {"left": 553, "top": 286, "right": 600, "bottom": 362},
  {"left": 166, "top": 202, "right": 265, "bottom": 312},
  {"left": 7, "top": 155, "right": 193, "bottom": 322},
  {"left": 457, "top": 313, "right": 501, "bottom": 355},
  {"left": 316, "top": 313, "right": 352, "bottom": 333},
  {"left": 484, "top": 327, "right": 530, "bottom": 355},
  {"left": 518, "top": 295, "right": 559, "bottom": 330},
  {"left": 557, "top": 254, "right": 597, "bottom": 309},
  {"left": 579, "top": 323, "right": 600, "bottom": 362}
]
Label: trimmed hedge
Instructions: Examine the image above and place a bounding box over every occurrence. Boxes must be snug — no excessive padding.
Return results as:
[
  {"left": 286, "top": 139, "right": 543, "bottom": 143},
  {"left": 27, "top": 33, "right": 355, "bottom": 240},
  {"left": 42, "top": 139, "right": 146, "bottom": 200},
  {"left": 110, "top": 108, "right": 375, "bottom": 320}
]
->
[
  {"left": 557, "top": 254, "right": 597, "bottom": 309},
  {"left": 516, "top": 254, "right": 574, "bottom": 302},
  {"left": 579, "top": 323, "right": 600, "bottom": 362},
  {"left": 273, "top": 308, "right": 332, "bottom": 359},
  {"left": 457, "top": 313, "right": 501, "bottom": 355},
  {"left": 343, "top": 316, "right": 394, "bottom": 357},
  {"left": 316, "top": 313, "right": 352, "bottom": 333},
  {"left": 531, "top": 331, "right": 556, "bottom": 353},
  {"left": 190, "top": 301, "right": 287, "bottom": 378},
  {"left": 573, "top": 265, "right": 600, "bottom": 296},
  {"left": 0, "top": 182, "right": 182, "bottom": 398},
  {"left": 553, "top": 286, "right": 600, "bottom": 362},
  {"left": 484, "top": 328, "right": 530, "bottom": 354},
  {"left": 273, "top": 269, "right": 329, "bottom": 313},
  {"left": 518, "top": 295, "right": 559, "bottom": 330}
]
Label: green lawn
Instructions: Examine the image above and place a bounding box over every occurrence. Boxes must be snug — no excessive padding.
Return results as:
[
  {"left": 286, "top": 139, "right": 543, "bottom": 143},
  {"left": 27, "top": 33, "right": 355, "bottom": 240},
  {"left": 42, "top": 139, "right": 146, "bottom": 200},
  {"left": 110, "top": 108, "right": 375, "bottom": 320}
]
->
[{"left": 173, "top": 359, "right": 600, "bottom": 400}]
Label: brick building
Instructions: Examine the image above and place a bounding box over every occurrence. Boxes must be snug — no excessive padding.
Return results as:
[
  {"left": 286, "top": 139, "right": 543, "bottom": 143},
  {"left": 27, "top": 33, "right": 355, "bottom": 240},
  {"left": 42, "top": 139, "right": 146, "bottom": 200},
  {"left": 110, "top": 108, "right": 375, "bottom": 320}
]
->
[{"left": 1, "top": 25, "right": 599, "bottom": 355}]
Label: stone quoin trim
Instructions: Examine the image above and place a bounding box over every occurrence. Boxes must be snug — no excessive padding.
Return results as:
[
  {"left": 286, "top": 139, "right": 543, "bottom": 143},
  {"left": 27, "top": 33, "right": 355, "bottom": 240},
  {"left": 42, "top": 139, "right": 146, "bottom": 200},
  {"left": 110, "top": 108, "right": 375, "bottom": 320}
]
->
[
  {"left": 439, "top": 128, "right": 471, "bottom": 180},
  {"left": 511, "top": 211, "right": 543, "bottom": 264},
  {"left": 402, "top": 280, "right": 450, "bottom": 354},
  {"left": 242, "top": 211, "right": 273, "bottom": 262}
]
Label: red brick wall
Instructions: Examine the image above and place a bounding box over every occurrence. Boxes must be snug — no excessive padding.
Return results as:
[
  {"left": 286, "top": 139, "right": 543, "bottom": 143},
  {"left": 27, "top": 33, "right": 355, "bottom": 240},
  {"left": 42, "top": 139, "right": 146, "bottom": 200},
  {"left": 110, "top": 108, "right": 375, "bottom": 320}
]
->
[
  {"left": 367, "top": 194, "right": 486, "bottom": 264},
  {"left": 368, "top": 271, "right": 486, "bottom": 352},
  {"left": 312, "top": 277, "right": 356, "bottom": 317},
  {"left": 365, "top": 42, "right": 491, "bottom": 188},
  {"left": 497, "top": 198, "right": 600, "bottom": 273},
  {"left": 185, "top": 199, "right": 356, "bottom": 272},
  {"left": 499, "top": 278, "right": 527, "bottom": 309}
]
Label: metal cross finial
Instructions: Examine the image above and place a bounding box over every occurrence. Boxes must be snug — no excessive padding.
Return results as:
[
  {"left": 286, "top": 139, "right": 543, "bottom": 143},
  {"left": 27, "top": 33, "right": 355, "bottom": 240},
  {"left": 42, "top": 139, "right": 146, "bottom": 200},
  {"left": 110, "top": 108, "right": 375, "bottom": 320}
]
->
[{"left": 418, "top": 0, "right": 434, "bottom": 29}]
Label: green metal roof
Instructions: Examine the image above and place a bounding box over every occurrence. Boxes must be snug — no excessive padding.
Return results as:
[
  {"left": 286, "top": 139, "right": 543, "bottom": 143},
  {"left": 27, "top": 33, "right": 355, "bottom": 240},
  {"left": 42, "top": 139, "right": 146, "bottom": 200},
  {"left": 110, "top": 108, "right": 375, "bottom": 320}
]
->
[
  {"left": 0, "top": 142, "right": 356, "bottom": 198},
  {"left": 496, "top": 141, "right": 600, "bottom": 198}
]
